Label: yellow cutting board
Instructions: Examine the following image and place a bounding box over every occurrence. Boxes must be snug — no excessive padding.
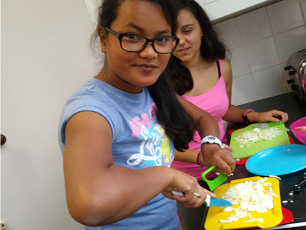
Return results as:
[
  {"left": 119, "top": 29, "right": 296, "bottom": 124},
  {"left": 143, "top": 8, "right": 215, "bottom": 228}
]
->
[
  {"left": 204, "top": 177, "right": 283, "bottom": 230},
  {"left": 230, "top": 123, "right": 290, "bottom": 159}
]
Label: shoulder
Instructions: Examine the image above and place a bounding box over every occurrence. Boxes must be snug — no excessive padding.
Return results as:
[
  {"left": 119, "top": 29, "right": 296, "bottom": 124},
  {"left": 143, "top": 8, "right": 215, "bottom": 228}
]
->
[{"left": 219, "top": 59, "right": 232, "bottom": 83}]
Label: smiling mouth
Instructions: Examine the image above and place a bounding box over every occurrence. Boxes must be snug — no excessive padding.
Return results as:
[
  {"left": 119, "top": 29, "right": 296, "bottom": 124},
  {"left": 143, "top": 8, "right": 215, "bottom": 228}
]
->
[
  {"left": 177, "top": 48, "right": 189, "bottom": 53},
  {"left": 136, "top": 64, "right": 157, "bottom": 71}
]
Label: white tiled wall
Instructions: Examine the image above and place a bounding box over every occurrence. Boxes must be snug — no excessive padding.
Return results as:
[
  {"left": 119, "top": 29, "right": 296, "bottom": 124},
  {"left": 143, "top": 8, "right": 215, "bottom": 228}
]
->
[{"left": 214, "top": 0, "right": 306, "bottom": 105}]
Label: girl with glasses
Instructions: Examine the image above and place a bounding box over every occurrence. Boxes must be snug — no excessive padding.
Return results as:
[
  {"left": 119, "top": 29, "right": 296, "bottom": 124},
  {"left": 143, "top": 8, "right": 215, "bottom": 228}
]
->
[
  {"left": 58, "top": 0, "right": 235, "bottom": 229},
  {"left": 166, "top": 0, "right": 288, "bottom": 229}
]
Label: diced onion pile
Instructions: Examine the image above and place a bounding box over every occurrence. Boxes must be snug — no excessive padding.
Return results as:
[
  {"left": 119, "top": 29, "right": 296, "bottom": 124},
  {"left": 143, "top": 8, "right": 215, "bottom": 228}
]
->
[
  {"left": 219, "top": 178, "right": 278, "bottom": 223},
  {"left": 235, "top": 127, "right": 282, "bottom": 147}
]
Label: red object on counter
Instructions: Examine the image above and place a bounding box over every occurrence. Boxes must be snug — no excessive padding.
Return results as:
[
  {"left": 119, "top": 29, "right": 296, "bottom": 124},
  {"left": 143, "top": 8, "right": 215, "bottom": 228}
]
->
[
  {"left": 236, "top": 207, "right": 294, "bottom": 230},
  {"left": 228, "top": 129, "right": 296, "bottom": 165}
]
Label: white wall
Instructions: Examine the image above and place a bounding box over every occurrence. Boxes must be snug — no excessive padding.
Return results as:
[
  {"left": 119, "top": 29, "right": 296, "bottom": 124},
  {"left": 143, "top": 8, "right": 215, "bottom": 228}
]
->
[
  {"left": 2, "top": 0, "right": 99, "bottom": 228},
  {"left": 214, "top": 0, "right": 306, "bottom": 105}
]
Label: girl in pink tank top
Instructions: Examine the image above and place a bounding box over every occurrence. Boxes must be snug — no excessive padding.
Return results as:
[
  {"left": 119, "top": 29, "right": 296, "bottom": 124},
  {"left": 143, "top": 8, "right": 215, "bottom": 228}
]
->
[
  {"left": 166, "top": 1, "right": 288, "bottom": 230},
  {"left": 171, "top": 59, "right": 229, "bottom": 180},
  {"left": 167, "top": 0, "right": 289, "bottom": 182}
]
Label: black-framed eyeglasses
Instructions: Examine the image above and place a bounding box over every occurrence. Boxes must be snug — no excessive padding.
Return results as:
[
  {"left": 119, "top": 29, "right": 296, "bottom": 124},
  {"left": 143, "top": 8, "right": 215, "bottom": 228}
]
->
[{"left": 104, "top": 27, "right": 179, "bottom": 54}]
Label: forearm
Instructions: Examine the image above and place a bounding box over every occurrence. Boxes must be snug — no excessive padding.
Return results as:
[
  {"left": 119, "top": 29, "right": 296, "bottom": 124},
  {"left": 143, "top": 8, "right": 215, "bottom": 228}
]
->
[
  {"left": 222, "top": 105, "right": 245, "bottom": 123},
  {"left": 65, "top": 164, "right": 173, "bottom": 226},
  {"left": 176, "top": 95, "right": 235, "bottom": 175},
  {"left": 223, "top": 105, "right": 288, "bottom": 124},
  {"left": 196, "top": 111, "right": 220, "bottom": 138},
  {"left": 174, "top": 149, "right": 199, "bottom": 164}
]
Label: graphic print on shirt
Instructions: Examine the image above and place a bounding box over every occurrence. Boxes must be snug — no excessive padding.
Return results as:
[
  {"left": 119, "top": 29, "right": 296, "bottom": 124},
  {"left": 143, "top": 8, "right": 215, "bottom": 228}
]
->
[{"left": 127, "top": 102, "right": 174, "bottom": 168}]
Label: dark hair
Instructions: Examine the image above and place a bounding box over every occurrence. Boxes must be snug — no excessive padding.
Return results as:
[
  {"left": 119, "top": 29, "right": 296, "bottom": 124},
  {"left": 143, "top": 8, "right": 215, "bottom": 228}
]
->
[
  {"left": 93, "top": 0, "right": 196, "bottom": 151},
  {"left": 93, "top": 0, "right": 178, "bottom": 39},
  {"left": 166, "top": 0, "right": 227, "bottom": 95}
]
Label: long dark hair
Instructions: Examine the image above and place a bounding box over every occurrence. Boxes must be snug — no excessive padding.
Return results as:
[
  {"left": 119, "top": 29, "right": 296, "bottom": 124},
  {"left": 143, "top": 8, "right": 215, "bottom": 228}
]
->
[
  {"left": 92, "top": 0, "right": 196, "bottom": 151},
  {"left": 166, "top": 0, "right": 227, "bottom": 95}
]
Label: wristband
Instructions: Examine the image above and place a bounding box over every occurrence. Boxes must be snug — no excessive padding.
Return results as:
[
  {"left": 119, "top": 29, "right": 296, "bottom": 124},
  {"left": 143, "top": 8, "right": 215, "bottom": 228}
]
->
[
  {"left": 200, "top": 135, "right": 225, "bottom": 149},
  {"left": 197, "top": 151, "right": 204, "bottom": 167},
  {"left": 243, "top": 109, "right": 255, "bottom": 124},
  {"left": 196, "top": 152, "right": 200, "bottom": 165}
]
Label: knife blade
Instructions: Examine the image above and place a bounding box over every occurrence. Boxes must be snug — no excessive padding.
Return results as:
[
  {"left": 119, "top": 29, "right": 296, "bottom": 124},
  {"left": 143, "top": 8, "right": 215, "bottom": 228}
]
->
[
  {"left": 172, "top": 191, "right": 232, "bottom": 207},
  {"left": 252, "top": 121, "right": 283, "bottom": 130}
]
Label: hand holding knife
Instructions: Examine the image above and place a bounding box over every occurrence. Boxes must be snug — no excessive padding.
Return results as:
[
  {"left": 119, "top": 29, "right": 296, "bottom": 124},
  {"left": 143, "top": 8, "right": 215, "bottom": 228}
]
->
[{"left": 172, "top": 191, "right": 232, "bottom": 207}]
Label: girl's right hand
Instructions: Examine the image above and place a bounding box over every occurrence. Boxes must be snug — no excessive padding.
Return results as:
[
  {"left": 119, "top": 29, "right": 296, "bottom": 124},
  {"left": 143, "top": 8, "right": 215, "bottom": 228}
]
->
[{"left": 162, "top": 168, "right": 216, "bottom": 208}]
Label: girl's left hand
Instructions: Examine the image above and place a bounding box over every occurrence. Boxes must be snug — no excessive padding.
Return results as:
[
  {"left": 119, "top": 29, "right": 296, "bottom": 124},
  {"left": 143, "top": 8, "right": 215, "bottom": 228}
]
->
[
  {"left": 200, "top": 144, "right": 236, "bottom": 176},
  {"left": 249, "top": 110, "right": 289, "bottom": 123}
]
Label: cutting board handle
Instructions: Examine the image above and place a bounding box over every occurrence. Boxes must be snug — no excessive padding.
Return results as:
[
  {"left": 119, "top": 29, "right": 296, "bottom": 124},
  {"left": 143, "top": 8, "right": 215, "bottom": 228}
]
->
[{"left": 201, "top": 165, "right": 227, "bottom": 191}]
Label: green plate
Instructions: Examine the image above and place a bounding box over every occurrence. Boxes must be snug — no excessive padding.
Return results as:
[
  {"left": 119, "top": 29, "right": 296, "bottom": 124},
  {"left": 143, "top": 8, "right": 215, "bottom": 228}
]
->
[{"left": 230, "top": 122, "right": 290, "bottom": 159}]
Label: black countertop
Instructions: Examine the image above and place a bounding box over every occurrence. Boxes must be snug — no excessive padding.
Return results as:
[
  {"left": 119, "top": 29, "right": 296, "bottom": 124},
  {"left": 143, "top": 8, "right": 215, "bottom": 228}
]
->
[{"left": 201, "top": 92, "right": 306, "bottom": 230}]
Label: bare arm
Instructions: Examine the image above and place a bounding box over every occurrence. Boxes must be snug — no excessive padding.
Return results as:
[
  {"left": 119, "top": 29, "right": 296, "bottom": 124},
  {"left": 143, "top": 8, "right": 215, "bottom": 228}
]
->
[
  {"left": 174, "top": 149, "right": 199, "bottom": 164},
  {"left": 176, "top": 95, "right": 236, "bottom": 176},
  {"left": 63, "top": 111, "right": 214, "bottom": 226},
  {"left": 221, "top": 60, "right": 288, "bottom": 123}
]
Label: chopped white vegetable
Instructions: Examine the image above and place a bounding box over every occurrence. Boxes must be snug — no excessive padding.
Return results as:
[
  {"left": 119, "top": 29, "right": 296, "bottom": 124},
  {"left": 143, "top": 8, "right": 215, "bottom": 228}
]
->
[
  {"left": 235, "top": 127, "right": 282, "bottom": 146},
  {"left": 244, "top": 218, "right": 264, "bottom": 223},
  {"left": 256, "top": 207, "right": 268, "bottom": 213},
  {"left": 244, "top": 218, "right": 256, "bottom": 222},
  {"left": 247, "top": 205, "right": 256, "bottom": 212},
  {"left": 220, "top": 219, "right": 231, "bottom": 223},
  {"left": 220, "top": 178, "right": 275, "bottom": 223},
  {"left": 223, "top": 207, "right": 233, "bottom": 212}
]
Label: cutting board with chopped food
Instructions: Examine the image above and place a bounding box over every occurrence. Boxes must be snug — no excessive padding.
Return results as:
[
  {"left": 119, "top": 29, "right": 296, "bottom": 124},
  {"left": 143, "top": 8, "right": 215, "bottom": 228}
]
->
[
  {"left": 204, "top": 177, "right": 283, "bottom": 230},
  {"left": 230, "top": 122, "right": 290, "bottom": 159}
]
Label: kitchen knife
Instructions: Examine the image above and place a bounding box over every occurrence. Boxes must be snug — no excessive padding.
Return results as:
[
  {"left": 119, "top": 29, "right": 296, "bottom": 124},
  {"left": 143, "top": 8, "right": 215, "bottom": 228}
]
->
[
  {"left": 172, "top": 191, "right": 232, "bottom": 207},
  {"left": 252, "top": 121, "right": 283, "bottom": 130}
]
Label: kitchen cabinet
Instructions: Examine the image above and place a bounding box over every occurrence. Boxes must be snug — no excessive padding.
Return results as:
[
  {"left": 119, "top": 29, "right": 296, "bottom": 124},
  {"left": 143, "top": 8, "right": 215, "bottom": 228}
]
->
[
  {"left": 83, "top": 0, "right": 282, "bottom": 26},
  {"left": 197, "top": 0, "right": 281, "bottom": 23}
]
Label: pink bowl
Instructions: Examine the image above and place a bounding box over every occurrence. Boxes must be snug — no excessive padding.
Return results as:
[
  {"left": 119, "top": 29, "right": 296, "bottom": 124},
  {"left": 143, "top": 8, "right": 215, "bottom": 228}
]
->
[{"left": 290, "top": 117, "right": 306, "bottom": 145}]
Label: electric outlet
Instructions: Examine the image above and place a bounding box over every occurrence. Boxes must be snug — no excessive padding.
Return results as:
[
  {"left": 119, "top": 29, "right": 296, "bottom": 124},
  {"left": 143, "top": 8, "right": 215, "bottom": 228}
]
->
[{"left": 205, "top": 0, "right": 217, "bottom": 3}]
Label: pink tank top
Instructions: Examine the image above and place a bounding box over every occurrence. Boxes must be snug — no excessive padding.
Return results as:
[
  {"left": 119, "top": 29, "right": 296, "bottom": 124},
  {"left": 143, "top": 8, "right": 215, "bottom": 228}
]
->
[{"left": 171, "top": 59, "right": 229, "bottom": 180}]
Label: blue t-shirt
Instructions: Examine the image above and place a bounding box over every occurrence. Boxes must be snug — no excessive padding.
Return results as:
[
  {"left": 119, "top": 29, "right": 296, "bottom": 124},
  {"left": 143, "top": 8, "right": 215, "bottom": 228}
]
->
[{"left": 58, "top": 78, "right": 179, "bottom": 230}]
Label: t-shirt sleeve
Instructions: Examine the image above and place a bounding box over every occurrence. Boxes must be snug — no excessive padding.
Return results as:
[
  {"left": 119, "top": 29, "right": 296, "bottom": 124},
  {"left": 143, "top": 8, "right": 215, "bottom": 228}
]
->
[{"left": 58, "top": 94, "right": 116, "bottom": 154}]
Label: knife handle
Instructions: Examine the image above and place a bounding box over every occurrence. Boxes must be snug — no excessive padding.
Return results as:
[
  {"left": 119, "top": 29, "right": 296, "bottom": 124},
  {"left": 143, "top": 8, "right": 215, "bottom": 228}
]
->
[
  {"left": 172, "top": 191, "right": 184, "bottom": 196},
  {"left": 204, "top": 194, "right": 211, "bottom": 206},
  {"left": 171, "top": 191, "right": 210, "bottom": 206}
]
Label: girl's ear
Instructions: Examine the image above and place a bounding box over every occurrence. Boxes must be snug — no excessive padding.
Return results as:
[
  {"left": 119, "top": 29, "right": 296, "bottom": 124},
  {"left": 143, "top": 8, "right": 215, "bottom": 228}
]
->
[{"left": 98, "top": 27, "right": 107, "bottom": 53}]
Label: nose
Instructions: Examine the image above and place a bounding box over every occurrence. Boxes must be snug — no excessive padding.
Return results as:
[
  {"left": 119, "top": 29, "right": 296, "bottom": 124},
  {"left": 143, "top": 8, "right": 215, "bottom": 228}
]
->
[
  {"left": 175, "top": 32, "right": 184, "bottom": 46},
  {"left": 139, "top": 42, "right": 158, "bottom": 59},
  {"left": 177, "top": 36, "right": 185, "bottom": 46}
]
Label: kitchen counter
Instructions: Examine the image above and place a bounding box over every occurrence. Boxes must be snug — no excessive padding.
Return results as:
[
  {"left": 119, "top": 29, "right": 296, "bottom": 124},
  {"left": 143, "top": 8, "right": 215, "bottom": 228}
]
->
[{"left": 201, "top": 92, "right": 306, "bottom": 230}]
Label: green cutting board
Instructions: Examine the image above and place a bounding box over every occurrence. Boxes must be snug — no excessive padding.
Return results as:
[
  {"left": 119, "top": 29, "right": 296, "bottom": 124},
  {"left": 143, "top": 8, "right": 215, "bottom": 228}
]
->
[{"left": 230, "top": 122, "right": 290, "bottom": 159}]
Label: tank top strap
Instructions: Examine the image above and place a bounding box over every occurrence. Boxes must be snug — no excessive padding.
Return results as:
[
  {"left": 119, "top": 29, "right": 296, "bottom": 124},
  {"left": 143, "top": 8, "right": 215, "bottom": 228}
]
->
[{"left": 216, "top": 58, "right": 223, "bottom": 79}]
